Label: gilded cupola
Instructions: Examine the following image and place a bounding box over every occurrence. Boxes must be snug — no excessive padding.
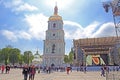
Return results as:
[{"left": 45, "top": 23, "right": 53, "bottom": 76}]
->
[{"left": 49, "top": 5, "right": 62, "bottom": 21}]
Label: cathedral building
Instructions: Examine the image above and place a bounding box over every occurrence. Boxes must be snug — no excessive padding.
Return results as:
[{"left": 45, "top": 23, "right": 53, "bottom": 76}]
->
[{"left": 42, "top": 5, "right": 65, "bottom": 66}]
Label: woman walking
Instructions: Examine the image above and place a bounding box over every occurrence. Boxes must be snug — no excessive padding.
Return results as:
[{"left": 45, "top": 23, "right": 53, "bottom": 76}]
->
[
  {"left": 31, "top": 65, "right": 36, "bottom": 80},
  {"left": 29, "top": 65, "right": 36, "bottom": 80}
]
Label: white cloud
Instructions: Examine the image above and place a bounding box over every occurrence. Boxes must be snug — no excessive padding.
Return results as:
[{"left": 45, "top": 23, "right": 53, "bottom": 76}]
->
[
  {"left": 64, "top": 21, "right": 83, "bottom": 29},
  {"left": 92, "top": 22, "right": 116, "bottom": 37},
  {"left": 11, "top": 0, "right": 23, "bottom": 6},
  {"left": 1, "top": 13, "right": 48, "bottom": 41},
  {"left": 15, "top": 3, "right": 38, "bottom": 12},
  {"left": 18, "top": 31, "right": 32, "bottom": 40},
  {"left": 1, "top": 30, "right": 33, "bottom": 41},
  {"left": 1, "top": 14, "right": 117, "bottom": 42},
  {"left": 64, "top": 21, "right": 116, "bottom": 40},
  {"left": 0, "top": 12, "right": 117, "bottom": 42},
  {"left": 83, "top": 21, "right": 100, "bottom": 37},
  {"left": 3, "top": 0, "right": 38, "bottom": 12},
  {"left": 1, "top": 30, "right": 17, "bottom": 42},
  {"left": 64, "top": 21, "right": 100, "bottom": 39},
  {"left": 24, "top": 13, "right": 48, "bottom": 40},
  {"left": 24, "top": 14, "right": 84, "bottom": 40},
  {"left": 64, "top": 21, "right": 83, "bottom": 39},
  {"left": 23, "top": 13, "right": 116, "bottom": 40},
  {"left": 44, "top": 0, "right": 74, "bottom": 10},
  {"left": 4, "top": 0, "right": 23, "bottom": 8}
]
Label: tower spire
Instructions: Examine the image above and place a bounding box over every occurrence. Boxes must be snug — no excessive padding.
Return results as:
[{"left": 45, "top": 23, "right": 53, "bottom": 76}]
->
[{"left": 54, "top": 2, "right": 58, "bottom": 15}]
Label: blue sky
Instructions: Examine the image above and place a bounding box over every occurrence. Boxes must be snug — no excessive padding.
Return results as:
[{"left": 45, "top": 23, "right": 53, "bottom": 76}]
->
[{"left": 0, "top": 0, "right": 119, "bottom": 55}]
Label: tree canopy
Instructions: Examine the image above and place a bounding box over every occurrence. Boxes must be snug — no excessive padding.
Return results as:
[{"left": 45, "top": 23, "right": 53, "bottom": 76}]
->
[
  {"left": 0, "top": 47, "right": 34, "bottom": 65},
  {"left": 23, "top": 51, "right": 34, "bottom": 65},
  {"left": 64, "top": 50, "right": 74, "bottom": 64}
]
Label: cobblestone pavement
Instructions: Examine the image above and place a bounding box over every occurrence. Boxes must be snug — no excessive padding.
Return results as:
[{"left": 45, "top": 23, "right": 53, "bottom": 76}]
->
[{"left": 0, "top": 69, "right": 106, "bottom": 80}]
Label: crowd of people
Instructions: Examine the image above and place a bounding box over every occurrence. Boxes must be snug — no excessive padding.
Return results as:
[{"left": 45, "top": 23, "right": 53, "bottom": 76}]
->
[
  {"left": 22, "top": 65, "right": 73, "bottom": 80},
  {"left": 22, "top": 64, "right": 36, "bottom": 80},
  {"left": 0, "top": 65, "right": 10, "bottom": 74},
  {"left": 0, "top": 64, "right": 120, "bottom": 80}
]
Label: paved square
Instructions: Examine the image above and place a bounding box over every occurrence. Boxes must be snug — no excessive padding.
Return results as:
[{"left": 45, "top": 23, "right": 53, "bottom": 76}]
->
[{"left": 0, "top": 69, "right": 106, "bottom": 80}]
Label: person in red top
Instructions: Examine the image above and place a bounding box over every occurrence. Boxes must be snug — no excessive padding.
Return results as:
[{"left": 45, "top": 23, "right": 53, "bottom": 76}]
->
[
  {"left": 66, "top": 67, "right": 70, "bottom": 74},
  {"left": 31, "top": 65, "right": 36, "bottom": 80},
  {"left": 29, "top": 65, "right": 36, "bottom": 80},
  {"left": 1, "top": 65, "right": 5, "bottom": 73}
]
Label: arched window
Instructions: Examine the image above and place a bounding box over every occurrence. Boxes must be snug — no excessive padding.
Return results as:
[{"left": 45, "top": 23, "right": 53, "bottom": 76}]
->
[
  {"left": 53, "top": 23, "right": 56, "bottom": 28},
  {"left": 52, "top": 44, "right": 55, "bottom": 53},
  {"left": 53, "top": 34, "right": 55, "bottom": 36}
]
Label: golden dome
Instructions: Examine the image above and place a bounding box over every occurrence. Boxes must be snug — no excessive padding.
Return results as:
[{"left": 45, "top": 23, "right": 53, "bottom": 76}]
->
[
  {"left": 49, "top": 5, "right": 62, "bottom": 21},
  {"left": 49, "top": 14, "right": 62, "bottom": 21}
]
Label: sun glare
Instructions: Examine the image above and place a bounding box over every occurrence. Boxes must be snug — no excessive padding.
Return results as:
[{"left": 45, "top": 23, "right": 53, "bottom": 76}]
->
[{"left": 45, "top": 0, "right": 74, "bottom": 10}]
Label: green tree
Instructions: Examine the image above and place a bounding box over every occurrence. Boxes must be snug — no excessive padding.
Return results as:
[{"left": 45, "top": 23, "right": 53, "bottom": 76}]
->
[
  {"left": 1, "top": 47, "right": 11, "bottom": 65},
  {"left": 64, "top": 55, "right": 69, "bottom": 63},
  {"left": 9, "top": 48, "right": 21, "bottom": 65},
  {"left": 19, "top": 54, "right": 24, "bottom": 65},
  {"left": 68, "top": 51, "right": 74, "bottom": 64},
  {"left": 64, "top": 49, "right": 74, "bottom": 64},
  {"left": 0, "top": 49, "right": 2, "bottom": 63},
  {"left": 23, "top": 51, "right": 34, "bottom": 65}
]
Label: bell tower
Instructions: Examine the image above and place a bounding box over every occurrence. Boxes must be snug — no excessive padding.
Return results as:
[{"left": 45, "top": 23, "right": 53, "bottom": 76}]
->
[{"left": 43, "top": 5, "right": 65, "bottom": 66}]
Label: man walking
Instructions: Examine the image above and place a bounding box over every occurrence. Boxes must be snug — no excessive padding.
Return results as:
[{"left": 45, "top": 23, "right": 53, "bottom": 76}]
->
[
  {"left": 101, "top": 67, "right": 105, "bottom": 77},
  {"left": 22, "top": 65, "right": 29, "bottom": 80}
]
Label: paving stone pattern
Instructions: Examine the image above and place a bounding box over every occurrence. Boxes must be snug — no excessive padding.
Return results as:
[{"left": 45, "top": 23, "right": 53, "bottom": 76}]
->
[{"left": 0, "top": 69, "right": 106, "bottom": 80}]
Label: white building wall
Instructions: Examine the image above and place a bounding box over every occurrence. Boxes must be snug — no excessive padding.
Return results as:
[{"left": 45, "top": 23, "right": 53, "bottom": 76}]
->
[{"left": 43, "top": 17, "right": 65, "bottom": 66}]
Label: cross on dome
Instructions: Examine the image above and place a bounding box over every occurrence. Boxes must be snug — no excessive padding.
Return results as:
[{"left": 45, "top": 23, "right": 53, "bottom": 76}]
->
[
  {"left": 49, "top": 3, "right": 62, "bottom": 21},
  {"left": 54, "top": 2, "right": 58, "bottom": 15}
]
